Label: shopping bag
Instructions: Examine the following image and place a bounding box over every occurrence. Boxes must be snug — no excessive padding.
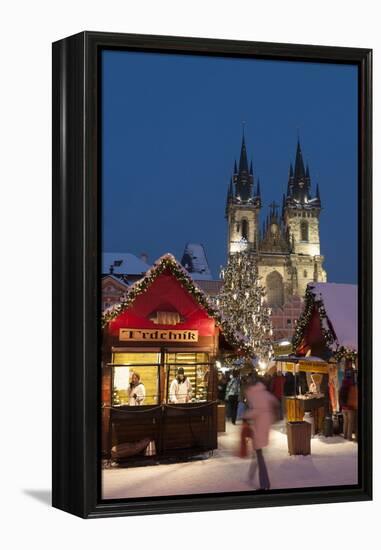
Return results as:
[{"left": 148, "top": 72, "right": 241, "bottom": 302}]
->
[{"left": 239, "top": 422, "right": 253, "bottom": 458}]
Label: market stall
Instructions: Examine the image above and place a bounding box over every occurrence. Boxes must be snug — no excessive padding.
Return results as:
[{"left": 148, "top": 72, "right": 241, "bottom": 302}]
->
[
  {"left": 272, "top": 355, "right": 329, "bottom": 433},
  {"left": 101, "top": 254, "right": 245, "bottom": 461},
  {"left": 274, "top": 282, "right": 358, "bottom": 436}
]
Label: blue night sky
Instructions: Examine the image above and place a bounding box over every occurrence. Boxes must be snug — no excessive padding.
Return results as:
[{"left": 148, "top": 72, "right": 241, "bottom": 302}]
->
[{"left": 102, "top": 50, "right": 358, "bottom": 283}]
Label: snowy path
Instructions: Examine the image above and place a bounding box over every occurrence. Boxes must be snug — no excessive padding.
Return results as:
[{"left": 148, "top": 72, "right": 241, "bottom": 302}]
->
[{"left": 102, "top": 421, "right": 358, "bottom": 500}]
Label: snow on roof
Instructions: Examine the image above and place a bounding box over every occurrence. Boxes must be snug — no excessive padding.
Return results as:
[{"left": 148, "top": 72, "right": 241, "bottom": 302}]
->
[
  {"left": 102, "top": 253, "right": 151, "bottom": 275},
  {"left": 181, "top": 243, "right": 212, "bottom": 280},
  {"left": 102, "top": 253, "right": 249, "bottom": 352},
  {"left": 196, "top": 280, "right": 224, "bottom": 296},
  {"left": 309, "top": 282, "right": 358, "bottom": 351},
  {"left": 101, "top": 274, "right": 130, "bottom": 288}
]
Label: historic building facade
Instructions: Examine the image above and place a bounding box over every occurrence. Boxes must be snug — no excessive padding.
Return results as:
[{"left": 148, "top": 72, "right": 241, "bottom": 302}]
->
[{"left": 225, "top": 133, "right": 327, "bottom": 338}]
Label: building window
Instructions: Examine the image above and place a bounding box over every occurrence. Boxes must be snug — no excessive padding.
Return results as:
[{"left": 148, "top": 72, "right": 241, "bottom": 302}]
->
[
  {"left": 304, "top": 270, "right": 308, "bottom": 277},
  {"left": 286, "top": 319, "right": 291, "bottom": 326},
  {"left": 241, "top": 218, "right": 249, "bottom": 240},
  {"left": 300, "top": 220, "right": 309, "bottom": 241}
]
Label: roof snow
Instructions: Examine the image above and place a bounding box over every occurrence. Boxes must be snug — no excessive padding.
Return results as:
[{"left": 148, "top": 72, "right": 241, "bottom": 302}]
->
[
  {"left": 181, "top": 243, "right": 213, "bottom": 280},
  {"left": 101, "top": 274, "right": 130, "bottom": 287},
  {"left": 308, "top": 282, "right": 358, "bottom": 351},
  {"left": 102, "top": 253, "right": 151, "bottom": 275}
]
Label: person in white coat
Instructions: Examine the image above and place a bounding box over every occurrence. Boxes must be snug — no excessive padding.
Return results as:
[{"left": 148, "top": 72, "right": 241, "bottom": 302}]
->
[
  {"left": 169, "top": 367, "right": 192, "bottom": 404},
  {"left": 244, "top": 374, "right": 278, "bottom": 490},
  {"left": 127, "top": 372, "right": 146, "bottom": 406}
]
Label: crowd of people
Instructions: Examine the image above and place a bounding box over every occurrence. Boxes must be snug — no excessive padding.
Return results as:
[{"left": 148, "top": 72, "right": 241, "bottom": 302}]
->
[
  {"left": 126, "top": 363, "right": 357, "bottom": 490},
  {"left": 217, "top": 362, "right": 358, "bottom": 490}
]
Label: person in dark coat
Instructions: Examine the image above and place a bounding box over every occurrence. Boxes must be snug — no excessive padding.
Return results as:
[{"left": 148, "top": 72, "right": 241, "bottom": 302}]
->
[
  {"left": 225, "top": 370, "right": 240, "bottom": 425},
  {"left": 217, "top": 371, "right": 227, "bottom": 402},
  {"left": 339, "top": 368, "right": 357, "bottom": 440}
]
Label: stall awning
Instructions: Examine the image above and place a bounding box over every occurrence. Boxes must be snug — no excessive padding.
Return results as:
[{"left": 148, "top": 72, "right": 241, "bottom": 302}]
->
[{"left": 274, "top": 354, "right": 329, "bottom": 374}]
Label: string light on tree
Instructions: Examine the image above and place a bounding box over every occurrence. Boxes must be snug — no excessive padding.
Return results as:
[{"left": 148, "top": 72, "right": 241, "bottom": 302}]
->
[{"left": 218, "top": 251, "right": 273, "bottom": 360}]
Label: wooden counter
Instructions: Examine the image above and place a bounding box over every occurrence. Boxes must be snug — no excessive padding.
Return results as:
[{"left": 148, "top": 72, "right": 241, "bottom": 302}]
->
[
  {"left": 107, "top": 401, "right": 218, "bottom": 460},
  {"left": 285, "top": 396, "right": 325, "bottom": 433}
]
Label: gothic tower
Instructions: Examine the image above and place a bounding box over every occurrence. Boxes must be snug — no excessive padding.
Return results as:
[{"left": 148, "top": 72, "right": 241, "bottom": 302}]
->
[
  {"left": 224, "top": 133, "right": 327, "bottom": 318},
  {"left": 225, "top": 132, "right": 261, "bottom": 255},
  {"left": 283, "top": 139, "right": 327, "bottom": 297}
]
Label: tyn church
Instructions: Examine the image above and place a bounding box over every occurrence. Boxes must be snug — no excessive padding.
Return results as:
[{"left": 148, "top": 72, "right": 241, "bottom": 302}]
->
[{"left": 225, "top": 133, "right": 327, "bottom": 311}]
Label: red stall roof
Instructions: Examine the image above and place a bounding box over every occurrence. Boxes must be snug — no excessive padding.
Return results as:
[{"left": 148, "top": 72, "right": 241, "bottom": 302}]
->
[{"left": 102, "top": 254, "right": 248, "bottom": 352}]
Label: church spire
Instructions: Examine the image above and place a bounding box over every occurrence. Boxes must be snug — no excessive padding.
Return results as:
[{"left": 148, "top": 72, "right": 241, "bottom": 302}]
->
[
  {"left": 233, "top": 126, "right": 254, "bottom": 201},
  {"left": 294, "top": 139, "right": 306, "bottom": 181},
  {"left": 238, "top": 131, "right": 249, "bottom": 173}
]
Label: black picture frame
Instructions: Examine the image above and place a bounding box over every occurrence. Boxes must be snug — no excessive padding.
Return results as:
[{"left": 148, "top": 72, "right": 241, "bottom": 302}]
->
[{"left": 52, "top": 31, "right": 372, "bottom": 519}]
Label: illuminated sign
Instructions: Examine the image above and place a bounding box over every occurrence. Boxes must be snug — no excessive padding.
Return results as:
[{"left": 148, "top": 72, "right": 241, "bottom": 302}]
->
[{"left": 119, "top": 328, "right": 198, "bottom": 342}]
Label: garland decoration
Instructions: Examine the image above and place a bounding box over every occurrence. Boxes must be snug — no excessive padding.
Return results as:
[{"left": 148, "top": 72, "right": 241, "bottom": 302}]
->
[
  {"left": 102, "top": 253, "right": 251, "bottom": 353},
  {"left": 292, "top": 284, "right": 356, "bottom": 361},
  {"left": 333, "top": 346, "right": 357, "bottom": 362}
]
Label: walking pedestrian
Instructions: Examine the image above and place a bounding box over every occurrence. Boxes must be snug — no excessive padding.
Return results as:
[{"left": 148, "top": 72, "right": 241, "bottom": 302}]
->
[
  {"left": 217, "top": 371, "right": 227, "bottom": 402},
  {"left": 244, "top": 375, "right": 278, "bottom": 490},
  {"left": 237, "top": 374, "right": 248, "bottom": 421},
  {"left": 339, "top": 367, "right": 357, "bottom": 441},
  {"left": 225, "top": 369, "right": 240, "bottom": 425}
]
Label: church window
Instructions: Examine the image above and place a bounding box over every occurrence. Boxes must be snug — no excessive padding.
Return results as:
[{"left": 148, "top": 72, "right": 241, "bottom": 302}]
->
[
  {"left": 266, "top": 271, "right": 284, "bottom": 308},
  {"left": 300, "top": 220, "right": 309, "bottom": 241},
  {"left": 241, "top": 219, "right": 249, "bottom": 240}
]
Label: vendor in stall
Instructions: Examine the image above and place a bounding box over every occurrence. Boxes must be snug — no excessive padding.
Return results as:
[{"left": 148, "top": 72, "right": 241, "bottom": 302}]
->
[
  {"left": 127, "top": 372, "right": 146, "bottom": 406},
  {"left": 169, "top": 367, "right": 193, "bottom": 404}
]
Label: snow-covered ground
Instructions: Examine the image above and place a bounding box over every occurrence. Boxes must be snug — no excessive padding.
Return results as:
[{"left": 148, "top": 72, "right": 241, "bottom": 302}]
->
[{"left": 102, "top": 421, "right": 358, "bottom": 500}]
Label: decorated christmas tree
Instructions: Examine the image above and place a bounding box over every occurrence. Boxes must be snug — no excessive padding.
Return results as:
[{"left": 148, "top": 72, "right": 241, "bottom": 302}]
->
[{"left": 218, "top": 251, "right": 273, "bottom": 361}]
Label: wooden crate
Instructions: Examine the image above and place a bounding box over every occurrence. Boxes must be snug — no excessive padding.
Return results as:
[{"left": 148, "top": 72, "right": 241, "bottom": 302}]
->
[{"left": 287, "top": 421, "right": 311, "bottom": 455}]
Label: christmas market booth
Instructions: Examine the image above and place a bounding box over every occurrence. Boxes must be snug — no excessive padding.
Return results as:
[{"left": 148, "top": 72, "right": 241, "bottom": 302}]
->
[
  {"left": 274, "top": 282, "right": 358, "bottom": 436},
  {"left": 101, "top": 254, "right": 246, "bottom": 462}
]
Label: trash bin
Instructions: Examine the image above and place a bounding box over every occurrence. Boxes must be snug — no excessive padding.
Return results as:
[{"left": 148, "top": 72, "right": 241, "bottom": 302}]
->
[
  {"left": 323, "top": 415, "right": 333, "bottom": 437},
  {"left": 332, "top": 413, "right": 343, "bottom": 435},
  {"left": 287, "top": 421, "right": 311, "bottom": 455}
]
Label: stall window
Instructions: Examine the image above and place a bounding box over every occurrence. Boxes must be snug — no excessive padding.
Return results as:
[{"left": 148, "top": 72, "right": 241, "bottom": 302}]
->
[
  {"left": 111, "top": 352, "right": 160, "bottom": 406},
  {"left": 166, "top": 352, "right": 210, "bottom": 403}
]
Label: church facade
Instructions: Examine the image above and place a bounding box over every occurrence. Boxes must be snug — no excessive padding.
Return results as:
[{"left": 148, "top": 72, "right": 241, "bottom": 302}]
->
[{"left": 225, "top": 133, "right": 327, "bottom": 335}]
